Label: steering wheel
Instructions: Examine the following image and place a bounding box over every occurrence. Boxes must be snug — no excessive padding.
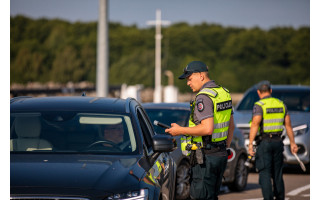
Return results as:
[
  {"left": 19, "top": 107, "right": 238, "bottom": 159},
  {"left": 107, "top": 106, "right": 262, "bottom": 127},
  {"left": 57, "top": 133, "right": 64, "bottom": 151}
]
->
[{"left": 85, "top": 140, "right": 121, "bottom": 151}]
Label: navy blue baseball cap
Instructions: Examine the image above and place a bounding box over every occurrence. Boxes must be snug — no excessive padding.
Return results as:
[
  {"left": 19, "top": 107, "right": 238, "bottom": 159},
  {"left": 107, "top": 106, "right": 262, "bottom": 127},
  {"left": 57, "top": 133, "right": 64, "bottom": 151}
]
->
[
  {"left": 178, "top": 61, "right": 208, "bottom": 79},
  {"left": 257, "top": 80, "right": 271, "bottom": 91}
]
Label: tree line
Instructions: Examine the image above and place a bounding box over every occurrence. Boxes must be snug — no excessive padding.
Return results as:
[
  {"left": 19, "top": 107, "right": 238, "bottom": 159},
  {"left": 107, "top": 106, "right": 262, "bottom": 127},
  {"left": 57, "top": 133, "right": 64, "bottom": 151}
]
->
[{"left": 10, "top": 15, "right": 310, "bottom": 93}]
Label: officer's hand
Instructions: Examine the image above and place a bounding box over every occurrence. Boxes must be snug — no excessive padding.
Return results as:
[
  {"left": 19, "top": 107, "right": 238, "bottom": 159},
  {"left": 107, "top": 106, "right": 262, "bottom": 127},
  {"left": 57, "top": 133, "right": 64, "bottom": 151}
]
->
[
  {"left": 248, "top": 144, "right": 255, "bottom": 156},
  {"left": 290, "top": 143, "right": 298, "bottom": 154},
  {"left": 165, "top": 123, "right": 182, "bottom": 136}
]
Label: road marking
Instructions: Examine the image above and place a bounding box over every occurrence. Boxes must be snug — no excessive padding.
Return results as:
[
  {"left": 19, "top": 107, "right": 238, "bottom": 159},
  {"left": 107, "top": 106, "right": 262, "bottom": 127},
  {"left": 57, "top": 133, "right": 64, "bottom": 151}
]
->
[
  {"left": 243, "top": 185, "right": 310, "bottom": 200},
  {"left": 242, "top": 198, "right": 290, "bottom": 200},
  {"left": 287, "top": 184, "right": 310, "bottom": 196}
]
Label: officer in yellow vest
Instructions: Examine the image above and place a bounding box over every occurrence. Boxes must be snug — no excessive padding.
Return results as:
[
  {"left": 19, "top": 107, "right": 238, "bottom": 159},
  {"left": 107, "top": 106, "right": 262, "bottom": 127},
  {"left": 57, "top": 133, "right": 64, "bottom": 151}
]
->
[
  {"left": 248, "top": 81, "right": 298, "bottom": 200},
  {"left": 165, "top": 61, "right": 235, "bottom": 200}
]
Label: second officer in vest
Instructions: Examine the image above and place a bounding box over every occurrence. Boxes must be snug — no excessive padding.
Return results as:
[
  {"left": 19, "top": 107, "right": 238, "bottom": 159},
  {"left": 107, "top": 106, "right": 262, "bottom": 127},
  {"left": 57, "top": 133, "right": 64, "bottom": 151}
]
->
[
  {"left": 248, "top": 81, "right": 298, "bottom": 200},
  {"left": 165, "top": 61, "right": 235, "bottom": 200}
]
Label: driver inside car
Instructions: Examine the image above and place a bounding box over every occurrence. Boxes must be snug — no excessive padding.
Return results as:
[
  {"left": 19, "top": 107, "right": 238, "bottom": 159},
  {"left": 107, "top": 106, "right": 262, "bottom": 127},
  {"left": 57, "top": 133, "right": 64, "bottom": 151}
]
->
[
  {"left": 103, "top": 123, "right": 124, "bottom": 146},
  {"left": 94, "top": 123, "right": 131, "bottom": 152}
]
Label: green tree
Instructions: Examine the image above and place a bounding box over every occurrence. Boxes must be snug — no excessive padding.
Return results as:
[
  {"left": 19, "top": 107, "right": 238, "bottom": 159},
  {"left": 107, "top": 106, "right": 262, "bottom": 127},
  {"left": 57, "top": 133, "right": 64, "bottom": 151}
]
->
[{"left": 10, "top": 16, "right": 310, "bottom": 93}]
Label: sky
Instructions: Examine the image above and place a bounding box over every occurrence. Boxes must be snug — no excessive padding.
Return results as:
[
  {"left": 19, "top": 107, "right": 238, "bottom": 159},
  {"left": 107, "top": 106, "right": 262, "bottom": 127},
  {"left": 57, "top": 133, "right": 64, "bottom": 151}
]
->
[{"left": 10, "top": 0, "right": 310, "bottom": 30}]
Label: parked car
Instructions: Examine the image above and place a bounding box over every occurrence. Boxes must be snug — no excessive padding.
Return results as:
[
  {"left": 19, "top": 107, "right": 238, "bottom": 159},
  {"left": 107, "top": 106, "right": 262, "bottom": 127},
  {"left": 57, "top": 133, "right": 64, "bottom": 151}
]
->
[
  {"left": 143, "top": 102, "right": 248, "bottom": 199},
  {"left": 234, "top": 85, "right": 310, "bottom": 168},
  {"left": 10, "top": 96, "right": 177, "bottom": 200}
]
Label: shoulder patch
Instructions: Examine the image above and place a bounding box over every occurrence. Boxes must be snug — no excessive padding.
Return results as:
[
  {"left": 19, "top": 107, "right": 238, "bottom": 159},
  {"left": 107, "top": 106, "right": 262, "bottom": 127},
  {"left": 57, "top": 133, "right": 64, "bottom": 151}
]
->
[{"left": 197, "top": 99, "right": 204, "bottom": 112}]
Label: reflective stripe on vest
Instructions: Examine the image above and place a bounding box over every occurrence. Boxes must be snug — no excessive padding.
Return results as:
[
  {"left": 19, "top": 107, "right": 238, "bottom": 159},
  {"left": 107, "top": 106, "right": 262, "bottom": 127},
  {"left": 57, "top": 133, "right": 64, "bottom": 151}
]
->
[
  {"left": 215, "top": 121, "right": 230, "bottom": 129},
  {"left": 255, "top": 97, "right": 285, "bottom": 133},
  {"left": 212, "top": 130, "right": 229, "bottom": 139},
  {"left": 199, "top": 88, "right": 217, "bottom": 97},
  {"left": 263, "top": 118, "right": 284, "bottom": 124}
]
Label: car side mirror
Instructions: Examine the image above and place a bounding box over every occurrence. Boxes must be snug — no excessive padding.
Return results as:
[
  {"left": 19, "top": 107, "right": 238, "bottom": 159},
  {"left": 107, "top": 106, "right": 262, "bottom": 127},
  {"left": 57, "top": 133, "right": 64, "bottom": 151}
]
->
[{"left": 152, "top": 134, "right": 177, "bottom": 152}]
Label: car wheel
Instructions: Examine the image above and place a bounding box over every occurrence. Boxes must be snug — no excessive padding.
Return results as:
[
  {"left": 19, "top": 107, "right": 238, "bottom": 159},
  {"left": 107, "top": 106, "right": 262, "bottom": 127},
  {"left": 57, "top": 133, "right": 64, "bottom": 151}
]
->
[
  {"left": 175, "top": 160, "right": 190, "bottom": 200},
  {"left": 228, "top": 155, "right": 248, "bottom": 191}
]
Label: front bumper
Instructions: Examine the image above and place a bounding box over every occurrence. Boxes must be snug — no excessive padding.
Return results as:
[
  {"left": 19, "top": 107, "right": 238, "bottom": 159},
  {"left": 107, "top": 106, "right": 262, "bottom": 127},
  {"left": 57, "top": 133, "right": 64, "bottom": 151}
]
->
[{"left": 282, "top": 135, "right": 310, "bottom": 165}]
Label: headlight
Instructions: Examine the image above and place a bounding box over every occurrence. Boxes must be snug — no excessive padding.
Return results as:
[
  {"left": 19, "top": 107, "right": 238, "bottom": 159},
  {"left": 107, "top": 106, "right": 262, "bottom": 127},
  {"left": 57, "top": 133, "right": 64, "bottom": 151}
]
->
[
  {"left": 292, "top": 124, "right": 308, "bottom": 136},
  {"left": 107, "top": 189, "right": 148, "bottom": 200}
]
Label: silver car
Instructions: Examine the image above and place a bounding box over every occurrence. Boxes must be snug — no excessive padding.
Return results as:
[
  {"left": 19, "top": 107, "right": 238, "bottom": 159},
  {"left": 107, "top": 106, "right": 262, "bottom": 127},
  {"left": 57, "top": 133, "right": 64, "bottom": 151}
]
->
[
  {"left": 234, "top": 85, "right": 310, "bottom": 169},
  {"left": 143, "top": 103, "right": 248, "bottom": 199}
]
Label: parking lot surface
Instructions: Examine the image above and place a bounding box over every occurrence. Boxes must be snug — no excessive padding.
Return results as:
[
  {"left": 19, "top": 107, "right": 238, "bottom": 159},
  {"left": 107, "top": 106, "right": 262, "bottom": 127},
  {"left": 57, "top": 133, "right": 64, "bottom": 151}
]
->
[{"left": 220, "top": 168, "right": 310, "bottom": 200}]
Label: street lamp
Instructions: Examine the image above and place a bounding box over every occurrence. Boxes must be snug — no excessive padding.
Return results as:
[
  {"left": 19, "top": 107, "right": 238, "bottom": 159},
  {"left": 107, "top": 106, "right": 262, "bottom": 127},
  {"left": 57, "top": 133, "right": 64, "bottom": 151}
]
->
[{"left": 147, "top": 9, "right": 170, "bottom": 103}]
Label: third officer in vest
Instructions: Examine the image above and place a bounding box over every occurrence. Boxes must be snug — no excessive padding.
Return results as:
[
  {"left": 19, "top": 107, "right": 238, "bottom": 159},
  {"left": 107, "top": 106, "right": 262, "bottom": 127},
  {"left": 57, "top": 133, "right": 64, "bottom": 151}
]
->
[
  {"left": 165, "top": 61, "right": 235, "bottom": 200},
  {"left": 248, "top": 81, "right": 298, "bottom": 200}
]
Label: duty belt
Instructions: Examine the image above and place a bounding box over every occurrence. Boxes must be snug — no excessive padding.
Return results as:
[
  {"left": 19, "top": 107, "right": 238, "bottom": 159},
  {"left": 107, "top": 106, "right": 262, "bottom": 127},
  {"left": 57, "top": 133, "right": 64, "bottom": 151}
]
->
[
  {"left": 261, "top": 132, "right": 283, "bottom": 142},
  {"left": 262, "top": 131, "right": 282, "bottom": 138},
  {"left": 204, "top": 140, "right": 226, "bottom": 150}
]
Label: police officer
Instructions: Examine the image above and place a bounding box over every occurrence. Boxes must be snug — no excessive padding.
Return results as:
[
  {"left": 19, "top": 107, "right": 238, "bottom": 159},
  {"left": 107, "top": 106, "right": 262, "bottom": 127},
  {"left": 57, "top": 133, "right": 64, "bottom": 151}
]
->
[
  {"left": 248, "top": 81, "right": 298, "bottom": 200},
  {"left": 165, "top": 61, "right": 235, "bottom": 200}
]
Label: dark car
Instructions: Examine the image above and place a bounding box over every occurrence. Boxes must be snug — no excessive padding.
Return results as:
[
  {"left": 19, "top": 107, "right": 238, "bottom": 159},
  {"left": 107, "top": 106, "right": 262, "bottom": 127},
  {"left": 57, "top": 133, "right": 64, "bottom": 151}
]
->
[
  {"left": 10, "top": 96, "right": 177, "bottom": 200},
  {"left": 234, "top": 85, "right": 310, "bottom": 168},
  {"left": 143, "top": 102, "right": 248, "bottom": 199}
]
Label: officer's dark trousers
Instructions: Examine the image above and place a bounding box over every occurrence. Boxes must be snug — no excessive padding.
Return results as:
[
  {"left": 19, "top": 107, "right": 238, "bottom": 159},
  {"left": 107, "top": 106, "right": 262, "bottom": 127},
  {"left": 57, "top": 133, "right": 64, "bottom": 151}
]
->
[
  {"left": 255, "top": 140, "right": 285, "bottom": 200},
  {"left": 190, "top": 154, "right": 228, "bottom": 200}
]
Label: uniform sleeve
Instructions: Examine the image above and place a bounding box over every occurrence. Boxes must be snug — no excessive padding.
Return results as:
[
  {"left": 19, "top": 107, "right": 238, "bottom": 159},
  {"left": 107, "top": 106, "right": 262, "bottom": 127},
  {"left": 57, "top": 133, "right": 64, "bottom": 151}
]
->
[
  {"left": 252, "top": 104, "right": 263, "bottom": 116},
  {"left": 284, "top": 104, "right": 288, "bottom": 116},
  {"left": 194, "top": 94, "right": 214, "bottom": 122}
]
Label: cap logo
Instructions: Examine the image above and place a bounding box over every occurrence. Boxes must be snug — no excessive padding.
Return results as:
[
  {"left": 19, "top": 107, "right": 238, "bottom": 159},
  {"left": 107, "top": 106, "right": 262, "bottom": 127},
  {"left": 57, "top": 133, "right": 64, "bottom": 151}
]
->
[{"left": 184, "top": 65, "right": 189, "bottom": 73}]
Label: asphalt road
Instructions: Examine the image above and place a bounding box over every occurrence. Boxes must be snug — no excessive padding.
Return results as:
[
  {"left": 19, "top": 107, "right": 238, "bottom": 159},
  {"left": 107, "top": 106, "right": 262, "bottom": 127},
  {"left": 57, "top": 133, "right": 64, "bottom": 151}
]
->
[{"left": 219, "top": 167, "right": 310, "bottom": 200}]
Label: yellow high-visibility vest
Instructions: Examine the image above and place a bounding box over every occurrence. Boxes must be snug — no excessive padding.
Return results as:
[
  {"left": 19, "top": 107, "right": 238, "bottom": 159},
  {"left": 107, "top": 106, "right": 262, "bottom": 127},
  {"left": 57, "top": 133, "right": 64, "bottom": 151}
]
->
[
  {"left": 181, "top": 86, "right": 232, "bottom": 155},
  {"left": 255, "top": 97, "right": 286, "bottom": 133}
]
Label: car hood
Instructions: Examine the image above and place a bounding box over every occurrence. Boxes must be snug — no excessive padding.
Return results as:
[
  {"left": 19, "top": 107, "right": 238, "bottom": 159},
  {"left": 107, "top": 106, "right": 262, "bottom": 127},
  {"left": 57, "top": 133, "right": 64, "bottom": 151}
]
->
[
  {"left": 11, "top": 154, "right": 145, "bottom": 195},
  {"left": 234, "top": 110, "right": 310, "bottom": 127}
]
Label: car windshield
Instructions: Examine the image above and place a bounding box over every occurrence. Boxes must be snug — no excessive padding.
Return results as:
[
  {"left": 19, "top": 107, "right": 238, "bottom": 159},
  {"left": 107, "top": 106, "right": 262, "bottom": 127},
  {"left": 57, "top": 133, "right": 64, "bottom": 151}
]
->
[
  {"left": 144, "top": 108, "right": 190, "bottom": 134},
  {"left": 236, "top": 89, "right": 310, "bottom": 112},
  {"left": 10, "top": 112, "right": 137, "bottom": 154}
]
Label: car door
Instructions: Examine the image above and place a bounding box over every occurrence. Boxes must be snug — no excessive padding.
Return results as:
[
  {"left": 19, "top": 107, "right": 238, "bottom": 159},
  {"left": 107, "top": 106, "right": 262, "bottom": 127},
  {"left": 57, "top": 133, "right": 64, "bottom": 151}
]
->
[{"left": 136, "top": 107, "right": 174, "bottom": 200}]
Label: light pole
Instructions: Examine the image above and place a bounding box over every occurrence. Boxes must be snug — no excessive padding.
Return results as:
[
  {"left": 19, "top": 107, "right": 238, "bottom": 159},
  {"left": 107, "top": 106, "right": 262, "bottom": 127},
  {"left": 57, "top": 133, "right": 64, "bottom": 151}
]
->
[
  {"left": 96, "top": 0, "right": 109, "bottom": 97},
  {"left": 147, "top": 9, "right": 170, "bottom": 103}
]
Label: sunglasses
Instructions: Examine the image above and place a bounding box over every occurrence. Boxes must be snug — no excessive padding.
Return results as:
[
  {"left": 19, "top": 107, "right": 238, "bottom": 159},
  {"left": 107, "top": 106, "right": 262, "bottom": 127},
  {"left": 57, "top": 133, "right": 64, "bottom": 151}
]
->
[{"left": 183, "top": 67, "right": 201, "bottom": 74}]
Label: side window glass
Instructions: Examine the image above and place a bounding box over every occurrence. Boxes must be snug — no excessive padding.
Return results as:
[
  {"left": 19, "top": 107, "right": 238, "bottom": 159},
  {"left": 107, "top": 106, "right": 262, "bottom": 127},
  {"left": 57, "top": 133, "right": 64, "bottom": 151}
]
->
[
  {"left": 140, "top": 108, "right": 155, "bottom": 136},
  {"left": 137, "top": 108, "right": 154, "bottom": 150}
]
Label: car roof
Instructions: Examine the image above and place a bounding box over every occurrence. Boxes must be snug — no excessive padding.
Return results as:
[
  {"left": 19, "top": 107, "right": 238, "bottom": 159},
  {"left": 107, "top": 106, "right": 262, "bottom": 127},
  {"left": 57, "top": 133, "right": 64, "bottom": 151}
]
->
[
  {"left": 248, "top": 84, "right": 310, "bottom": 92},
  {"left": 142, "top": 102, "right": 190, "bottom": 110},
  {"left": 10, "top": 96, "right": 137, "bottom": 114}
]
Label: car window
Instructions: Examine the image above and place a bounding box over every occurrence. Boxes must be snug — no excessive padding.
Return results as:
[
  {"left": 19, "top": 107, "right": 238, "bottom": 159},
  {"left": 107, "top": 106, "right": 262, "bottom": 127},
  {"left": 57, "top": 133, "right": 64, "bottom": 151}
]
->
[
  {"left": 10, "top": 112, "right": 137, "bottom": 154},
  {"left": 137, "top": 108, "right": 155, "bottom": 150},
  {"left": 272, "top": 90, "right": 310, "bottom": 112},
  {"left": 236, "top": 91, "right": 260, "bottom": 111},
  {"left": 144, "top": 108, "right": 190, "bottom": 134},
  {"left": 236, "top": 89, "right": 310, "bottom": 112}
]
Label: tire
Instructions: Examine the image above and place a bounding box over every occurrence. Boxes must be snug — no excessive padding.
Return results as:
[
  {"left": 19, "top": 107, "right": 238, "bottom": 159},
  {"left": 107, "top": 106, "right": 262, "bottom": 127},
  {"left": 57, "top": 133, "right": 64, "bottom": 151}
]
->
[
  {"left": 175, "top": 160, "right": 191, "bottom": 200},
  {"left": 228, "top": 155, "right": 248, "bottom": 191}
]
